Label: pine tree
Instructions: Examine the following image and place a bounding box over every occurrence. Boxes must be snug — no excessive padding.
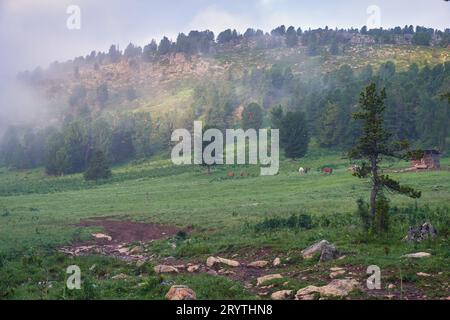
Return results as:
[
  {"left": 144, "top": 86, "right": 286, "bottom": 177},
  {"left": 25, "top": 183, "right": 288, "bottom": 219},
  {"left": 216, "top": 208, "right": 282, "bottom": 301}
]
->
[
  {"left": 349, "top": 83, "right": 421, "bottom": 234},
  {"left": 84, "top": 150, "right": 112, "bottom": 181},
  {"left": 281, "top": 111, "right": 309, "bottom": 159}
]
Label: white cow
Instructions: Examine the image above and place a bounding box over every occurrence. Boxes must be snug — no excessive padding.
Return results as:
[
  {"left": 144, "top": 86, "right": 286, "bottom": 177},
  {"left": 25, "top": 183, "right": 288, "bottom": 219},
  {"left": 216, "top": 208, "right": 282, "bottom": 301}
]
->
[{"left": 299, "top": 167, "right": 306, "bottom": 175}]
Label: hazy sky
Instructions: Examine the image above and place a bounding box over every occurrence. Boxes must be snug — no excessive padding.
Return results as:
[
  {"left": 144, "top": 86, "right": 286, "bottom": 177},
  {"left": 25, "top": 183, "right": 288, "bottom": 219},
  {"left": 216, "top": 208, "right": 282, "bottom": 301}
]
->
[{"left": 0, "top": 0, "right": 449, "bottom": 75}]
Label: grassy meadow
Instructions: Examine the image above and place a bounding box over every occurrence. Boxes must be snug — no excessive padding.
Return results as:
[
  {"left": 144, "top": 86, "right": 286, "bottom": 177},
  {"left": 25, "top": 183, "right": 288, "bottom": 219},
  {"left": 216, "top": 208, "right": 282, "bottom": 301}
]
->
[{"left": 0, "top": 149, "right": 449, "bottom": 300}]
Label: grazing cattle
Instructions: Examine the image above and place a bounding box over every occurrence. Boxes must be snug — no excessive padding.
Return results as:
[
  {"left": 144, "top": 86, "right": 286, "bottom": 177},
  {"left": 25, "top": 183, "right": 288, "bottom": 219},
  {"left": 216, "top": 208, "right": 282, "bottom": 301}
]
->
[
  {"left": 240, "top": 172, "right": 247, "bottom": 177},
  {"left": 228, "top": 172, "right": 235, "bottom": 178},
  {"left": 299, "top": 167, "right": 306, "bottom": 175},
  {"left": 322, "top": 167, "right": 333, "bottom": 175}
]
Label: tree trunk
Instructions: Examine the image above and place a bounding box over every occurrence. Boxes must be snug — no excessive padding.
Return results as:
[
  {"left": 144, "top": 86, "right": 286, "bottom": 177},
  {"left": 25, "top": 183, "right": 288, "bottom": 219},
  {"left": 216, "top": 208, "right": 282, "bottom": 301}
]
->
[{"left": 370, "top": 156, "right": 380, "bottom": 221}]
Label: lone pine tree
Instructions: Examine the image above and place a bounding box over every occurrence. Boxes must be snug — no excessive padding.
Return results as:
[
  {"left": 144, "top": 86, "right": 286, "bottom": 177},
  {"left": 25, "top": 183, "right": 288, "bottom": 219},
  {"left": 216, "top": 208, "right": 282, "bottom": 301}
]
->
[{"left": 349, "top": 82, "right": 421, "bottom": 233}]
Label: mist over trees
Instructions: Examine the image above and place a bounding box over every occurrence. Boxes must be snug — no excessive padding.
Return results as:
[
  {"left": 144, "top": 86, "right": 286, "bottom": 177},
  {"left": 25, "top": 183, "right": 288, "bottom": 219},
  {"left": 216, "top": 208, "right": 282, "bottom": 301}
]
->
[{"left": 2, "top": 24, "right": 450, "bottom": 173}]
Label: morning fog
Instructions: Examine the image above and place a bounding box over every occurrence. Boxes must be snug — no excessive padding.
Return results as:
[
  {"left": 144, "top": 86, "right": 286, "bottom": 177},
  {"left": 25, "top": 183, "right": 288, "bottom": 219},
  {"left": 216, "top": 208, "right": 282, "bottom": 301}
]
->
[{"left": 171, "top": 121, "right": 279, "bottom": 176}]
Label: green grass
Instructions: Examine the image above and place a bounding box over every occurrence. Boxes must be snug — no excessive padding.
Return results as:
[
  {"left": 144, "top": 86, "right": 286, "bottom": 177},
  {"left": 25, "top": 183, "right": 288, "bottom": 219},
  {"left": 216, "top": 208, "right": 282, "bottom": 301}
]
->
[{"left": 0, "top": 149, "right": 449, "bottom": 299}]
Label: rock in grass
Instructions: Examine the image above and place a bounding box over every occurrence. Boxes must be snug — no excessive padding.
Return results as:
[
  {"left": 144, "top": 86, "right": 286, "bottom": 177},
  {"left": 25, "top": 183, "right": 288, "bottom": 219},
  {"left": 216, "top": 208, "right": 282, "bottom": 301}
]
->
[
  {"left": 248, "top": 261, "right": 269, "bottom": 268},
  {"left": 112, "top": 273, "right": 128, "bottom": 280},
  {"left": 405, "top": 223, "right": 437, "bottom": 243},
  {"left": 154, "top": 265, "right": 179, "bottom": 274},
  {"left": 187, "top": 265, "right": 200, "bottom": 273},
  {"left": 295, "top": 279, "right": 359, "bottom": 300},
  {"left": 256, "top": 274, "right": 283, "bottom": 286},
  {"left": 271, "top": 290, "right": 293, "bottom": 300},
  {"left": 402, "top": 252, "right": 431, "bottom": 259},
  {"left": 206, "top": 256, "right": 240, "bottom": 268},
  {"left": 166, "top": 285, "right": 196, "bottom": 300},
  {"left": 92, "top": 233, "right": 112, "bottom": 241},
  {"left": 301, "top": 240, "right": 340, "bottom": 262},
  {"left": 273, "top": 257, "right": 281, "bottom": 266}
]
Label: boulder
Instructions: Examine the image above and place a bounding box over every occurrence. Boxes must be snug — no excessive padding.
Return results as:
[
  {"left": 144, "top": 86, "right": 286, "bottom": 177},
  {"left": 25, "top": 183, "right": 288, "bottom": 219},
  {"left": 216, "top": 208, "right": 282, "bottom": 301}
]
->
[
  {"left": 402, "top": 252, "right": 431, "bottom": 259},
  {"left": 320, "top": 244, "right": 339, "bottom": 262},
  {"left": 165, "top": 285, "right": 196, "bottom": 300},
  {"left": 405, "top": 223, "right": 437, "bottom": 243},
  {"left": 187, "top": 265, "right": 200, "bottom": 273},
  {"left": 154, "top": 265, "right": 179, "bottom": 274},
  {"left": 271, "top": 290, "right": 293, "bottom": 300},
  {"left": 248, "top": 261, "right": 269, "bottom": 268},
  {"left": 295, "top": 279, "right": 359, "bottom": 300},
  {"left": 256, "top": 274, "right": 283, "bottom": 286},
  {"left": 302, "top": 240, "right": 339, "bottom": 262},
  {"left": 273, "top": 257, "right": 281, "bottom": 266},
  {"left": 206, "top": 256, "right": 240, "bottom": 268}
]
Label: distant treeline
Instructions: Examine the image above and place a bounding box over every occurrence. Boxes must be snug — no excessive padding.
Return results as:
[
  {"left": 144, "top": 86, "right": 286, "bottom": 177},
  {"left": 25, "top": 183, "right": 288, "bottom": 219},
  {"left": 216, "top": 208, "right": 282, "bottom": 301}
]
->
[
  {"left": 0, "top": 113, "right": 172, "bottom": 174},
  {"left": 17, "top": 25, "right": 450, "bottom": 81},
  {"left": 2, "top": 59, "right": 450, "bottom": 173}
]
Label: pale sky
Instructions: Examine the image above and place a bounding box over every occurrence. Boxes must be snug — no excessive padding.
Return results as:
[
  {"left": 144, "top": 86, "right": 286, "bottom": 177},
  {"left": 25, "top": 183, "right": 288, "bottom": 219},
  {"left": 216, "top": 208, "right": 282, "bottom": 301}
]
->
[{"left": 0, "top": 0, "right": 449, "bottom": 75}]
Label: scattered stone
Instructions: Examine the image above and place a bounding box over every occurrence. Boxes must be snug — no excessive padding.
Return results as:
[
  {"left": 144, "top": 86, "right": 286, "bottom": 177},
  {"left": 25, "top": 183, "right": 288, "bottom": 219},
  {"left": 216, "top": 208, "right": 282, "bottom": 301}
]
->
[
  {"left": 248, "top": 261, "right": 269, "bottom": 268},
  {"left": 166, "top": 285, "right": 196, "bottom": 300},
  {"left": 89, "top": 264, "right": 97, "bottom": 271},
  {"left": 330, "top": 269, "right": 346, "bottom": 279},
  {"left": 271, "top": 290, "right": 293, "bottom": 300},
  {"left": 417, "top": 272, "right": 431, "bottom": 277},
  {"left": 92, "top": 233, "right": 112, "bottom": 241},
  {"left": 187, "top": 265, "right": 200, "bottom": 273},
  {"left": 402, "top": 252, "right": 431, "bottom": 259},
  {"left": 330, "top": 267, "right": 344, "bottom": 272},
  {"left": 258, "top": 292, "right": 270, "bottom": 297},
  {"left": 405, "top": 223, "right": 438, "bottom": 243},
  {"left": 218, "top": 269, "right": 235, "bottom": 275},
  {"left": 129, "top": 246, "right": 143, "bottom": 255},
  {"left": 301, "top": 240, "right": 339, "bottom": 262},
  {"left": 112, "top": 273, "right": 128, "bottom": 280},
  {"left": 273, "top": 257, "right": 281, "bottom": 266},
  {"left": 388, "top": 284, "right": 396, "bottom": 290},
  {"left": 295, "top": 279, "right": 359, "bottom": 299},
  {"left": 256, "top": 274, "right": 283, "bottom": 286},
  {"left": 118, "top": 247, "right": 130, "bottom": 254},
  {"left": 206, "top": 256, "right": 240, "bottom": 267},
  {"left": 154, "top": 265, "right": 179, "bottom": 274}
]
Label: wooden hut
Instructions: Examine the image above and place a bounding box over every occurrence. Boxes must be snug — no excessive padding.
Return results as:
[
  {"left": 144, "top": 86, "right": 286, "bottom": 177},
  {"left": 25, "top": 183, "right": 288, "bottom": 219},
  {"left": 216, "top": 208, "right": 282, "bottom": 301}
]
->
[{"left": 411, "top": 150, "right": 441, "bottom": 170}]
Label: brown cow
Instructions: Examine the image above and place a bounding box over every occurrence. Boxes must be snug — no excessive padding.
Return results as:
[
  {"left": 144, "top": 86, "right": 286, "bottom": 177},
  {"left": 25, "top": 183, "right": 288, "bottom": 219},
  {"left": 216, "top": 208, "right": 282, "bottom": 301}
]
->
[
  {"left": 322, "top": 167, "right": 333, "bottom": 174},
  {"left": 228, "top": 172, "right": 235, "bottom": 178}
]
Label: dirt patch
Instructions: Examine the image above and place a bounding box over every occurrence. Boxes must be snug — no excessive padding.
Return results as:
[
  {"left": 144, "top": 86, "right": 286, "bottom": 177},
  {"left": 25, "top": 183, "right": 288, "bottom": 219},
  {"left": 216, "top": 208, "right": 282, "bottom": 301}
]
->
[
  {"left": 58, "top": 218, "right": 183, "bottom": 261},
  {"left": 78, "top": 218, "right": 181, "bottom": 244}
]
